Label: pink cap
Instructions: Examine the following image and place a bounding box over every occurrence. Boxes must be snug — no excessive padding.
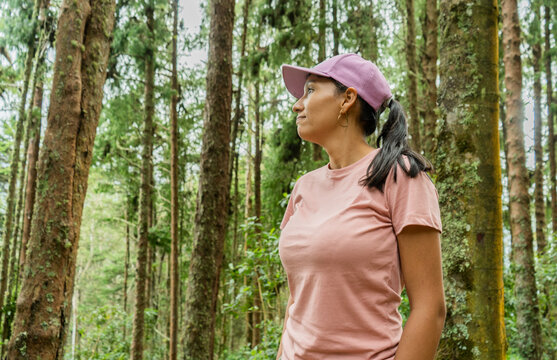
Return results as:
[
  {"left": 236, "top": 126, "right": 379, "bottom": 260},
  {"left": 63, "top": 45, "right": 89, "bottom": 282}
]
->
[{"left": 281, "top": 53, "right": 392, "bottom": 111}]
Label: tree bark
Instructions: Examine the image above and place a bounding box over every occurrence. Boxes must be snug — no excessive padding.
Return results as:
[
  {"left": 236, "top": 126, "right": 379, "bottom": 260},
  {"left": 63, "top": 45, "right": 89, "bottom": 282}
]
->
[
  {"left": 312, "top": 0, "right": 326, "bottom": 162},
  {"left": 544, "top": 4, "right": 555, "bottom": 239},
  {"left": 437, "top": 0, "right": 505, "bottom": 358},
  {"left": 367, "top": 0, "right": 378, "bottom": 63},
  {"left": 169, "top": 0, "right": 179, "bottom": 357},
  {"left": 405, "top": 0, "right": 420, "bottom": 152},
  {"left": 252, "top": 80, "right": 262, "bottom": 347},
  {"left": 243, "top": 85, "right": 253, "bottom": 345},
  {"left": 182, "top": 0, "right": 235, "bottom": 357},
  {"left": 19, "top": 70, "right": 45, "bottom": 275},
  {"left": 531, "top": 3, "right": 546, "bottom": 255},
  {"left": 228, "top": 0, "right": 250, "bottom": 259},
  {"left": 332, "top": 0, "right": 339, "bottom": 56},
  {"left": 6, "top": 0, "right": 115, "bottom": 357},
  {"left": 124, "top": 205, "right": 129, "bottom": 339},
  {"left": 130, "top": 2, "right": 155, "bottom": 359},
  {"left": 501, "top": 0, "right": 543, "bottom": 358},
  {"left": 422, "top": 0, "right": 438, "bottom": 159}
]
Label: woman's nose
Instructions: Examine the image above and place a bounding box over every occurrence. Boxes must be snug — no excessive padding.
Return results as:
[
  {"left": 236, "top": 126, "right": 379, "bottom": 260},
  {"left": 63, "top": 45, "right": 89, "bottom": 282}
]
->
[{"left": 292, "top": 98, "right": 303, "bottom": 113}]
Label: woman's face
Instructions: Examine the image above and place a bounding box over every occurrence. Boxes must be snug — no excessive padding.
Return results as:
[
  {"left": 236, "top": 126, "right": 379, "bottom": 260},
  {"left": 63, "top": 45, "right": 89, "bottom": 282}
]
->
[{"left": 292, "top": 74, "right": 344, "bottom": 145}]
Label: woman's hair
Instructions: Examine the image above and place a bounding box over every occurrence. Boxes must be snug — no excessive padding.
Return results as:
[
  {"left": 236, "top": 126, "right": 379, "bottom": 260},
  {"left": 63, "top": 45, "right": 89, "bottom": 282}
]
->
[{"left": 318, "top": 74, "right": 434, "bottom": 192}]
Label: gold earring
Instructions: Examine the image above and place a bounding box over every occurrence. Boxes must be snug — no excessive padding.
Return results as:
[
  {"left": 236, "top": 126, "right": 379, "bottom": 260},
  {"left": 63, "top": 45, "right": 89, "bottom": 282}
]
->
[{"left": 337, "top": 111, "right": 348, "bottom": 127}]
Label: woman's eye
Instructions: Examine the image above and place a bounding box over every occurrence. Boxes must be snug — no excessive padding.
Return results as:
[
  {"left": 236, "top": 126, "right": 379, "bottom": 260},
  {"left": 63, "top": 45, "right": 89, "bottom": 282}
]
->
[{"left": 307, "top": 88, "right": 314, "bottom": 93}]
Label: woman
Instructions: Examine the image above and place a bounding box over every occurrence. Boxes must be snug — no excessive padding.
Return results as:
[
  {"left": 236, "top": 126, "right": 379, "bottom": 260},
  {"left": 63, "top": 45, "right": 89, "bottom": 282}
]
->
[{"left": 276, "top": 53, "right": 446, "bottom": 360}]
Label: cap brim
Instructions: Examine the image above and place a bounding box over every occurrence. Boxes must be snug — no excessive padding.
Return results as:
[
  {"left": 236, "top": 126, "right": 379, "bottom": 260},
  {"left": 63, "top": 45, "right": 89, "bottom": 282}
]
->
[{"left": 281, "top": 64, "right": 328, "bottom": 99}]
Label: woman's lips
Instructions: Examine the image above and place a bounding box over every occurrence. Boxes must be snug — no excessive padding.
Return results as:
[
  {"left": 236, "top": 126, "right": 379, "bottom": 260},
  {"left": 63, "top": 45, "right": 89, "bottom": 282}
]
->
[{"left": 296, "top": 116, "right": 305, "bottom": 124}]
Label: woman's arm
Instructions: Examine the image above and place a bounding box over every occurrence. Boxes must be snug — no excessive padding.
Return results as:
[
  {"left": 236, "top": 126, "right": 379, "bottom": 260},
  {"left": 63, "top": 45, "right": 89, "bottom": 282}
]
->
[
  {"left": 395, "top": 224, "right": 446, "bottom": 360},
  {"left": 276, "top": 292, "right": 294, "bottom": 360}
]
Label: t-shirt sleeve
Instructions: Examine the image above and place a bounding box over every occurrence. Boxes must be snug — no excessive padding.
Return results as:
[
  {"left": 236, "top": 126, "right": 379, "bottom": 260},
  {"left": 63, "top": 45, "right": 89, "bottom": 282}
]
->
[
  {"left": 280, "top": 179, "right": 300, "bottom": 230},
  {"left": 384, "top": 157, "right": 443, "bottom": 237}
]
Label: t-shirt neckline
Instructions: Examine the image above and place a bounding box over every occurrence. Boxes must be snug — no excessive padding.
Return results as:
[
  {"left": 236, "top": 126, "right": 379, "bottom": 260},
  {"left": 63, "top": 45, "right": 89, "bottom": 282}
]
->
[{"left": 325, "top": 147, "right": 379, "bottom": 180}]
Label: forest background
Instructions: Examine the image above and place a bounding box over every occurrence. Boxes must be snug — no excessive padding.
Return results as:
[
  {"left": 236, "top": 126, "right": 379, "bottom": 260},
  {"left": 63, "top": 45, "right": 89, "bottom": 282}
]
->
[{"left": 0, "top": 0, "right": 556, "bottom": 359}]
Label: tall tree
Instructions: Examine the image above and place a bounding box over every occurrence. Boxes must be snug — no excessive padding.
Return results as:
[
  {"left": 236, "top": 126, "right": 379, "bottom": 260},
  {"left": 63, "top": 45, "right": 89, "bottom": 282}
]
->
[
  {"left": 130, "top": 1, "right": 155, "bottom": 358},
  {"left": 544, "top": 3, "right": 555, "bottom": 238},
  {"left": 183, "top": 0, "right": 235, "bottom": 357},
  {"left": 19, "top": 55, "right": 46, "bottom": 274},
  {"left": 437, "top": 0, "right": 505, "bottom": 358},
  {"left": 405, "top": 0, "right": 420, "bottom": 152},
  {"left": 312, "top": 0, "right": 326, "bottom": 162},
  {"left": 367, "top": 0, "right": 378, "bottom": 63},
  {"left": 501, "top": 0, "right": 543, "bottom": 358},
  {"left": 530, "top": 1, "right": 546, "bottom": 254},
  {"left": 422, "top": 0, "right": 438, "bottom": 159},
  {"left": 252, "top": 79, "right": 262, "bottom": 346},
  {"left": 5, "top": 0, "right": 116, "bottom": 356},
  {"left": 332, "top": 0, "right": 339, "bottom": 56},
  {"left": 0, "top": 0, "right": 39, "bottom": 324},
  {"left": 169, "top": 0, "right": 179, "bottom": 357}
]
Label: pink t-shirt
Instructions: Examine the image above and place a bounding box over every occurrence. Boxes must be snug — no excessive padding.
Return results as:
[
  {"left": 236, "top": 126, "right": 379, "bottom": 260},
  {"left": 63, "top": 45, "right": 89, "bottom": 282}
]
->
[{"left": 278, "top": 148, "right": 442, "bottom": 360}]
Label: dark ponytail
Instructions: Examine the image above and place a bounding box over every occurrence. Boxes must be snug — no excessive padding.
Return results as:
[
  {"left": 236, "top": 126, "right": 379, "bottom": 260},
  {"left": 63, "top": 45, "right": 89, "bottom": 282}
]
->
[
  {"left": 328, "top": 76, "right": 433, "bottom": 192},
  {"left": 360, "top": 99, "right": 433, "bottom": 192}
]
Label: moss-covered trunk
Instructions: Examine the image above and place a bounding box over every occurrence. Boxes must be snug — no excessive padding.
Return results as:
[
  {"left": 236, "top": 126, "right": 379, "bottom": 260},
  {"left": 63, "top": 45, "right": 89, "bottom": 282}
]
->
[
  {"left": 501, "top": 0, "right": 544, "bottom": 358},
  {"left": 5, "top": 0, "right": 115, "bottom": 357},
  {"left": 130, "top": 2, "right": 155, "bottom": 359},
  {"left": 182, "top": 0, "right": 235, "bottom": 356},
  {"left": 436, "top": 0, "right": 505, "bottom": 358}
]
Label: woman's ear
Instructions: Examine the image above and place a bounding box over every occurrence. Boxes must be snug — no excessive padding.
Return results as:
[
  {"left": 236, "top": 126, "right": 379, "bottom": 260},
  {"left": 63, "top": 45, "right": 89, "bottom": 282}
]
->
[{"left": 340, "top": 87, "right": 359, "bottom": 113}]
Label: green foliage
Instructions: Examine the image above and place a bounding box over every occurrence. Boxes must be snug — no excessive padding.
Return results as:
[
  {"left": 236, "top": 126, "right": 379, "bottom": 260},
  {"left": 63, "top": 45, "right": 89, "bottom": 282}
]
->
[
  {"left": 64, "top": 305, "right": 131, "bottom": 360},
  {"left": 221, "top": 320, "right": 283, "bottom": 360},
  {"left": 222, "top": 217, "right": 285, "bottom": 318}
]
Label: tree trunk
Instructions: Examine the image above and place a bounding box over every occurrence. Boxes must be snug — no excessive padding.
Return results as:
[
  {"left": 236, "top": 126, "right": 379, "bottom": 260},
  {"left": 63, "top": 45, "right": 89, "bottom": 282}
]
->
[
  {"left": 0, "top": 0, "right": 38, "bottom": 325},
  {"left": 6, "top": 0, "right": 115, "bottom": 357},
  {"left": 182, "top": 0, "right": 235, "bottom": 356},
  {"left": 437, "top": 0, "right": 505, "bottom": 358},
  {"left": 124, "top": 205, "right": 129, "bottom": 339},
  {"left": 422, "top": 0, "right": 438, "bottom": 159},
  {"left": 367, "top": 0, "right": 378, "bottom": 63},
  {"left": 544, "top": 4, "right": 555, "bottom": 239},
  {"left": 130, "top": 2, "right": 155, "bottom": 359},
  {"left": 405, "top": 0, "right": 420, "bottom": 152},
  {"left": 226, "top": 0, "right": 250, "bottom": 351},
  {"left": 332, "top": 0, "right": 339, "bottom": 56},
  {"left": 1, "top": 46, "right": 43, "bottom": 350},
  {"left": 252, "top": 80, "right": 262, "bottom": 347},
  {"left": 244, "top": 85, "right": 253, "bottom": 345},
  {"left": 531, "top": 3, "right": 546, "bottom": 255},
  {"left": 229, "top": 0, "right": 250, "bottom": 260},
  {"left": 311, "top": 0, "right": 326, "bottom": 162},
  {"left": 501, "top": 0, "right": 543, "bottom": 358},
  {"left": 19, "top": 70, "right": 44, "bottom": 275},
  {"left": 366, "top": 1, "right": 379, "bottom": 148},
  {"left": 169, "top": 0, "right": 179, "bottom": 356}
]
